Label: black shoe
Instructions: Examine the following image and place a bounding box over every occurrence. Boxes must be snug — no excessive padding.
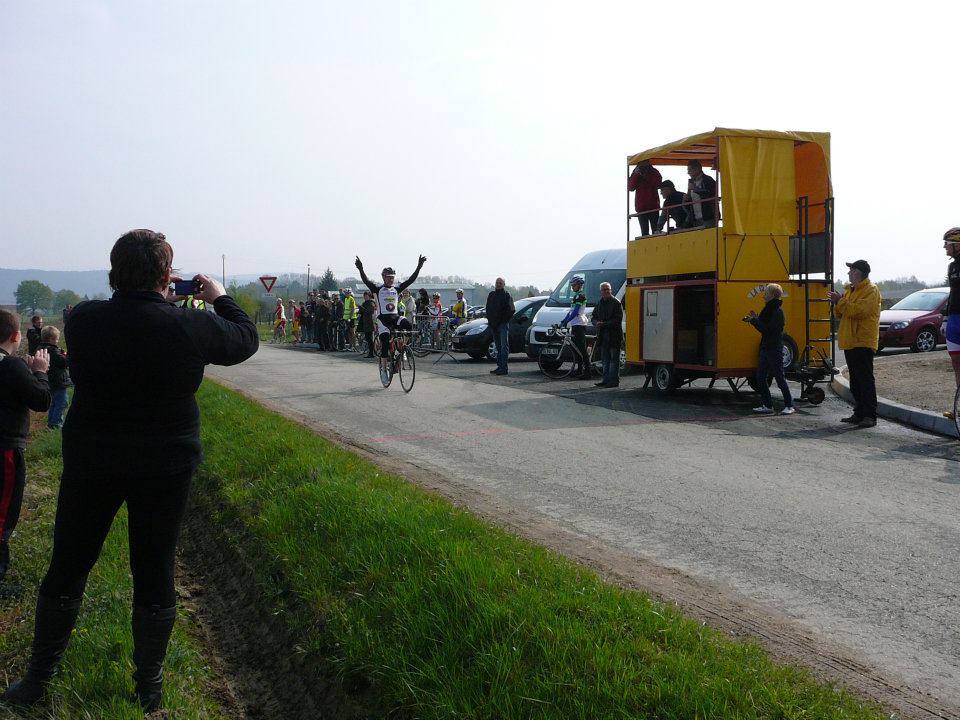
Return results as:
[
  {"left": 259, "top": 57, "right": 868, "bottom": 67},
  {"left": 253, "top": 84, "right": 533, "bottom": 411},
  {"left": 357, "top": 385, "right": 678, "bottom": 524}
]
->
[
  {"left": 493, "top": 369, "right": 508, "bottom": 375},
  {"left": 857, "top": 417, "right": 877, "bottom": 428},
  {"left": 840, "top": 415, "right": 862, "bottom": 424},
  {"left": 2, "top": 594, "right": 82, "bottom": 707},
  {"left": 132, "top": 605, "right": 177, "bottom": 712},
  {"left": 594, "top": 382, "right": 606, "bottom": 387}
]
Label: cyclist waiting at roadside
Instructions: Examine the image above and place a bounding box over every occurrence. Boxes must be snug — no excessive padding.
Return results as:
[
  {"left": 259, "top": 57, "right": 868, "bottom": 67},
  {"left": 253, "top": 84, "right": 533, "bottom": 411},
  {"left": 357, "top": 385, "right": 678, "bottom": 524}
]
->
[
  {"left": 451, "top": 289, "right": 468, "bottom": 327},
  {"left": 355, "top": 254, "right": 427, "bottom": 384},
  {"left": 560, "top": 275, "right": 591, "bottom": 380},
  {"left": 273, "top": 298, "right": 287, "bottom": 341},
  {"left": 429, "top": 292, "right": 443, "bottom": 348},
  {"left": 943, "top": 227, "right": 960, "bottom": 419}
]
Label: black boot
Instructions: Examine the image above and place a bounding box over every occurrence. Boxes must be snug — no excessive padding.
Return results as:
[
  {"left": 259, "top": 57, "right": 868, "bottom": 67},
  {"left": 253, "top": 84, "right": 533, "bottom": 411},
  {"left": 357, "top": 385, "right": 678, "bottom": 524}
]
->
[
  {"left": 2, "top": 594, "right": 82, "bottom": 706},
  {"left": 132, "top": 604, "right": 176, "bottom": 712}
]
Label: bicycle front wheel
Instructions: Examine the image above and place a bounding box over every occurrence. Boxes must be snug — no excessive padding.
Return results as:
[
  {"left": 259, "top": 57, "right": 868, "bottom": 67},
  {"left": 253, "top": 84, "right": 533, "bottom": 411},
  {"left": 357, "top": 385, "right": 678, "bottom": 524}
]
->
[
  {"left": 538, "top": 343, "right": 575, "bottom": 379},
  {"left": 398, "top": 346, "right": 416, "bottom": 392}
]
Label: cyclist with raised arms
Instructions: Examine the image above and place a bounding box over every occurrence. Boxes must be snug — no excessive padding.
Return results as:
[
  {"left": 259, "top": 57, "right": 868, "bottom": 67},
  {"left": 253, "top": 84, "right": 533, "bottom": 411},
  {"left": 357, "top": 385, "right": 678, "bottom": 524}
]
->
[
  {"left": 559, "top": 274, "right": 591, "bottom": 379},
  {"left": 355, "top": 254, "right": 427, "bottom": 384}
]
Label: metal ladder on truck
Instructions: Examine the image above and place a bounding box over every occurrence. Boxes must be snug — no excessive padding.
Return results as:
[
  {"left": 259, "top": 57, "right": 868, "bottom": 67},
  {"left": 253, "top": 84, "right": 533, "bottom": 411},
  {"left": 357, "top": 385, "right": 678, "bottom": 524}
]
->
[{"left": 793, "top": 196, "right": 837, "bottom": 404}]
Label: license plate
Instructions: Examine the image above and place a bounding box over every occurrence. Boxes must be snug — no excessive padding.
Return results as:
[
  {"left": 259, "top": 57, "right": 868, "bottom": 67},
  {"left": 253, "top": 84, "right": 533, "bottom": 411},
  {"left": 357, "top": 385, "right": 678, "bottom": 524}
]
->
[{"left": 542, "top": 347, "right": 559, "bottom": 356}]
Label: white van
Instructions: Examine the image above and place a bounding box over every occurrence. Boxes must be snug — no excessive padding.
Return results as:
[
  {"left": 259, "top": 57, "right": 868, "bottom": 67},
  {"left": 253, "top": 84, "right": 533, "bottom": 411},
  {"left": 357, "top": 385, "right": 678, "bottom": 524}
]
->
[{"left": 525, "top": 248, "right": 627, "bottom": 360}]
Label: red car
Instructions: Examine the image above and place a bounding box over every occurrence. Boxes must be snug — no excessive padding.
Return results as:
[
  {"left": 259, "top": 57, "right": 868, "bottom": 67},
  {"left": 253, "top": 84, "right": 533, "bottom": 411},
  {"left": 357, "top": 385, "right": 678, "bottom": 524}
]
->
[{"left": 877, "top": 287, "right": 948, "bottom": 353}]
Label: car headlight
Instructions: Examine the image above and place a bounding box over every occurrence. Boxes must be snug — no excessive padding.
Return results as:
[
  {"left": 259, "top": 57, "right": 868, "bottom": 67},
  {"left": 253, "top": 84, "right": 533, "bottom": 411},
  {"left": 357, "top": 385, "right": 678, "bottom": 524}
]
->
[
  {"left": 466, "top": 325, "right": 487, "bottom": 335},
  {"left": 889, "top": 320, "right": 910, "bottom": 331}
]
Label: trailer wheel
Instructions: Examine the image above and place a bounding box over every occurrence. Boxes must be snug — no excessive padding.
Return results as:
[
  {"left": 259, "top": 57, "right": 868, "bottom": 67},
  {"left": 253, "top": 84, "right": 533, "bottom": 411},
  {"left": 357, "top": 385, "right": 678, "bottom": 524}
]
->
[
  {"left": 805, "top": 386, "right": 825, "bottom": 405},
  {"left": 782, "top": 335, "right": 799, "bottom": 371},
  {"left": 652, "top": 364, "right": 677, "bottom": 393}
]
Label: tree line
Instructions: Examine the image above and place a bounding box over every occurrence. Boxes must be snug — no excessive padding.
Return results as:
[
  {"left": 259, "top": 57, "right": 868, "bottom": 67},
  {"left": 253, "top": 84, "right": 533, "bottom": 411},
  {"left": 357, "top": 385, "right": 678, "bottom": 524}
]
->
[{"left": 13, "top": 280, "right": 91, "bottom": 316}]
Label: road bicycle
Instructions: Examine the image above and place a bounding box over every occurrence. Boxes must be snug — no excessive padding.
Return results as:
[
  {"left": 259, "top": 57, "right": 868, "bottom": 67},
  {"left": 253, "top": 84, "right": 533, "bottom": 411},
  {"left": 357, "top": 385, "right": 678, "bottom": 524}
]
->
[
  {"left": 537, "top": 325, "right": 601, "bottom": 379},
  {"left": 409, "top": 315, "right": 433, "bottom": 358},
  {"left": 381, "top": 330, "right": 416, "bottom": 392},
  {"left": 270, "top": 321, "right": 287, "bottom": 344}
]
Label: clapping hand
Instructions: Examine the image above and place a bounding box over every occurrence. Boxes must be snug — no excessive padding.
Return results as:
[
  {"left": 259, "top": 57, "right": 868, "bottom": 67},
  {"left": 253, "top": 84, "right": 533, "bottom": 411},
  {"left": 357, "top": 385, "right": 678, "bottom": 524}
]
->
[{"left": 26, "top": 348, "right": 50, "bottom": 374}]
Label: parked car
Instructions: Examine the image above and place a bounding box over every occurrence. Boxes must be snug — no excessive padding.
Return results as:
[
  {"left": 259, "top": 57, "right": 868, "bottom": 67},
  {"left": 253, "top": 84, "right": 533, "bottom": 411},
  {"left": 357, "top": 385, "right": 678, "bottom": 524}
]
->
[
  {"left": 878, "top": 287, "right": 948, "bottom": 353},
  {"left": 452, "top": 296, "right": 548, "bottom": 360}
]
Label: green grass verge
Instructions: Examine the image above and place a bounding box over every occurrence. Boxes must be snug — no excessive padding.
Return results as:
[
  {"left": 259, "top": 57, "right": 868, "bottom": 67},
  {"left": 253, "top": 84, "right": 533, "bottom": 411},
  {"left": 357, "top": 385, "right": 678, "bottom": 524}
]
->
[
  {"left": 0, "top": 425, "right": 232, "bottom": 719},
  {"left": 195, "top": 380, "right": 887, "bottom": 720}
]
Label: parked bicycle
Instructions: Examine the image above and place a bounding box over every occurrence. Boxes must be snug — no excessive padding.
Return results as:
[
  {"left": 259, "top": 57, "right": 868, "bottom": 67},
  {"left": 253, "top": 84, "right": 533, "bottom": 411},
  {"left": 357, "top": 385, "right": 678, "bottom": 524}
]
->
[
  {"left": 381, "top": 330, "right": 416, "bottom": 392},
  {"left": 537, "top": 325, "right": 601, "bottom": 379}
]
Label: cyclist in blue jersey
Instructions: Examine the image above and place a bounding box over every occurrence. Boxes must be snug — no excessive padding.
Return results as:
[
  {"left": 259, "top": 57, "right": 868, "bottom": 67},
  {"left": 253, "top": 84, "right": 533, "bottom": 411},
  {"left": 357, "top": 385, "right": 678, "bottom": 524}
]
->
[
  {"left": 559, "top": 274, "right": 591, "bottom": 379},
  {"left": 355, "top": 255, "right": 427, "bottom": 384}
]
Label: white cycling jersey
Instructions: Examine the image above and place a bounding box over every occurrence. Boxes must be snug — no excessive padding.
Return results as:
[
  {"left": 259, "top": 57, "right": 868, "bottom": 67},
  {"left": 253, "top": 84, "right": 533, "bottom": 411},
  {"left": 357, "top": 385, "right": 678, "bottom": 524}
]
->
[{"left": 376, "top": 285, "right": 401, "bottom": 334}]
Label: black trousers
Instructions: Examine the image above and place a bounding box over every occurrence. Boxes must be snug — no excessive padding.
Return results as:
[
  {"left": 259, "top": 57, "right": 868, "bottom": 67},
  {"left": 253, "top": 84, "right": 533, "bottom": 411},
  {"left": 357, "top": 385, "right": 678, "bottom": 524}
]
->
[
  {"left": 315, "top": 319, "right": 329, "bottom": 350},
  {"left": 845, "top": 347, "right": 877, "bottom": 419},
  {"left": 39, "top": 463, "right": 194, "bottom": 608},
  {"left": 571, "top": 325, "right": 589, "bottom": 375},
  {"left": 0, "top": 448, "right": 26, "bottom": 581},
  {"left": 637, "top": 211, "right": 657, "bottom": 236}
]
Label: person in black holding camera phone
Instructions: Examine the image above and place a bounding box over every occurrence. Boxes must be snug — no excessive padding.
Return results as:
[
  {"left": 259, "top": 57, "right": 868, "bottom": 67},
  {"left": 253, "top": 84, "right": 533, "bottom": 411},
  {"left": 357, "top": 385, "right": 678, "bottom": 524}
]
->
[{"left": 2, "top": 229, "right": 259, "bottom": 712}]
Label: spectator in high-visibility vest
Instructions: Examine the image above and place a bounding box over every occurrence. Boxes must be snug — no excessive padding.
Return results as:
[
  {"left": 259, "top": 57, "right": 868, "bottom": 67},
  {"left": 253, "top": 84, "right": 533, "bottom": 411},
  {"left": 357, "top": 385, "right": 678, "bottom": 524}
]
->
[{"left": 342, "top": 288, "right": 358, "bottom": 350}]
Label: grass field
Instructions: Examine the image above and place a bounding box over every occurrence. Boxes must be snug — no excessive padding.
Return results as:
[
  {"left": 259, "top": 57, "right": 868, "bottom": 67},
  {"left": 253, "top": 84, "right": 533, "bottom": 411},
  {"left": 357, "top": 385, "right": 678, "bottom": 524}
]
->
[
  {"left": 192, "top": 380, "right": 888, "bottom": 720},
  {"left": 0, "top": 420, "right": 233, "bottom": 719}
]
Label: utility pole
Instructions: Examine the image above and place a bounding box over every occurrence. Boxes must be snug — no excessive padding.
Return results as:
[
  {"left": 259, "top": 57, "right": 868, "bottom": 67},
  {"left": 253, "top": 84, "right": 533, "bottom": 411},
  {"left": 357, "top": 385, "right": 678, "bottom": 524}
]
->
[
  {"left": 222, "top": 254, "right": 226, "bottom": 287},
  {"left": 306, "top": 264, "right": 311, "bottom": 292}
]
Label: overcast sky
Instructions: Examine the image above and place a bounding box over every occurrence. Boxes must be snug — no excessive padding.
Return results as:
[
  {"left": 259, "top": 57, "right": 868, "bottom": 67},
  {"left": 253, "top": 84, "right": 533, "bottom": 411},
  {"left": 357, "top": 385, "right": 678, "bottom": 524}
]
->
[{"left": 1, "top": 1, "right": 957, "bottom": 289}]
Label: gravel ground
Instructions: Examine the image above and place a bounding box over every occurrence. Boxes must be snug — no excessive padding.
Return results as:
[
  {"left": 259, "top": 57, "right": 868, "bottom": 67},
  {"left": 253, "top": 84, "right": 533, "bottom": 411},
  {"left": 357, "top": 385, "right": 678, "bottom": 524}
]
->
[{"left": 859, "top": 352, "right": 956, "bottom": 413}]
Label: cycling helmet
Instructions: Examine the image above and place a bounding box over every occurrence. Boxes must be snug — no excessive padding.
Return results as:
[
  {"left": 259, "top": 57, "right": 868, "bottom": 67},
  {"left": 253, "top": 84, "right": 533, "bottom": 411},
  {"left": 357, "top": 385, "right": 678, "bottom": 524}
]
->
[
  {"left": 432, "top": 292, "right": 441, "bottom": 298},
  {"left": 944, "top": 227, "right": 960, "bottom": 243},
  {"left": 456, "top": 288, "right": 464, "bottom": 294},
  {"left": 571, "top": 275, "right": 585, "bottom": 285},
  {"left": 381, "top": 267, "right": 396, "bottom": 276}
]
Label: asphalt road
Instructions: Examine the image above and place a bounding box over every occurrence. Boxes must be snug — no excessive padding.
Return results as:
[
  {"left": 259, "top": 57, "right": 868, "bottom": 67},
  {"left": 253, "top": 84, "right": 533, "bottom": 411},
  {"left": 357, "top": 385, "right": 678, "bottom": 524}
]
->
[{"left": 207, "top": 345, "right": 960, "bottom": 711}]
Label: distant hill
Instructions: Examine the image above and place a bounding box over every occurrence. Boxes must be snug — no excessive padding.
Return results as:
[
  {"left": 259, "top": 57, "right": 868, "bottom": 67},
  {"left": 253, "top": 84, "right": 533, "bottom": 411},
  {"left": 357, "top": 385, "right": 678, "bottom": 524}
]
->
[
  {"left": 0, "top": 268, "right": 111, "bottom": 304},
  {"left": 0, "top": 269, "right": 276, "bottom": 304}
]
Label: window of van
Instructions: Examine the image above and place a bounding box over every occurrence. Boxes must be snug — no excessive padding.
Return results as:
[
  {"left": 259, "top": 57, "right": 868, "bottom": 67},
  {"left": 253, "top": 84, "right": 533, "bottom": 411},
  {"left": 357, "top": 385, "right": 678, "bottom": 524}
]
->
[{"left": 546, "top": 269, "right": 626, "bottom": 307}]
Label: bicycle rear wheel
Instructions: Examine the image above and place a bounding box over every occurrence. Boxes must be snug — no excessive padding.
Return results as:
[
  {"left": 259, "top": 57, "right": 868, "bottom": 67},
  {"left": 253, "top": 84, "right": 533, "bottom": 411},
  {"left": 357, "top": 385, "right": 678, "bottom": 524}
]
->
[
  {"left": 538, "top": 342, "right": 575, "bottom": 379},
  {"left": 953, "top": 384, "right": 960, "bottom": 439},
  {"left": 398, "top": 346, "right": 416, "bottom": 392}
]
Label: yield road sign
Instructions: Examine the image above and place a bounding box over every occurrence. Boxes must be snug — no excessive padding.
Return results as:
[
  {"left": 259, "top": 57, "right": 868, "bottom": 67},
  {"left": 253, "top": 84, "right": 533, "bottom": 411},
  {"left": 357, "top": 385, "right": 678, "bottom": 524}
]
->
[{"left": 259, "top": 276, "right": 278, "bottom": 293}]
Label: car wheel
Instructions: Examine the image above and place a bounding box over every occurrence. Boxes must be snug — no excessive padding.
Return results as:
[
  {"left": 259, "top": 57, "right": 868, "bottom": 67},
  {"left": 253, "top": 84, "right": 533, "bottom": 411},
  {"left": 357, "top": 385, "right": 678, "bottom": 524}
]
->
[
  {"left": 875, "top": 346, "right": 884, "bottom": 355},
  {"left": 911, "top": 327, "right": 937, "bottom": 353},
  {"left": 485, "top": 340, "right": 498, "bottom": 361}
]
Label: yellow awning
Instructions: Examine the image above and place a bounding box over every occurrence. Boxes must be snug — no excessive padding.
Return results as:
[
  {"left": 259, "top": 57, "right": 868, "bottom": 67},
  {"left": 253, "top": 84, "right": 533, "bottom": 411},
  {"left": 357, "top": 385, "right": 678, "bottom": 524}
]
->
[{"left": 627, "top": 127, "right": 831, "bottom": 188}]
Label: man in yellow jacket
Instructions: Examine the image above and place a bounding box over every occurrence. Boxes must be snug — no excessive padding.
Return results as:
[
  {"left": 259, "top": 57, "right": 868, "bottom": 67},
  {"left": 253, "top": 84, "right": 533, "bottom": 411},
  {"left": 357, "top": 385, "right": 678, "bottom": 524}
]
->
[{"left": 828, "top": 259, "right": 882, "bottom": 427}]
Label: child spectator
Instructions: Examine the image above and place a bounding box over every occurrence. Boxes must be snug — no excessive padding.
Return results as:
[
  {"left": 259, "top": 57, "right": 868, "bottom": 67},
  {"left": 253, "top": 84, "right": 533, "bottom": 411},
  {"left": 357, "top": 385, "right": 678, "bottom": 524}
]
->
[
  {"left": 26, "top": 316, "right": 43, "bottom": 356},
  {"left": 38, "top": 326, "right": 70, "bottom": 429},
  {"left": 0, "top": 310, "right": 51, "bottom": 594}
]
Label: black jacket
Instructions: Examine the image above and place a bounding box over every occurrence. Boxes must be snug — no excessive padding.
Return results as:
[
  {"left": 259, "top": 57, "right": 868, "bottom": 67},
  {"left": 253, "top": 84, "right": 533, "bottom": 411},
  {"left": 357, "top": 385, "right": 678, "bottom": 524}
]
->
[
  {"left": 658, "top": 190, "right": 688, "bottom": 231},
  {"left": 62, "top": 292, "right": 258, "bottom": 473},
  {"left": 748, "top": 298, "right": 785, "bottom": 351},
  {"left": 948, "top": 259, "right": 959, "bottom": 315},
  {"left": 591, "top": 296, "right": 623, "bottom": 347},
  {"left": 37, "top": 342, "right": 71, "bottom": 390},
  {"left": 485, "top": 289, "right": 514, "bottom": 328},
  {"left": 0, "top": 349, "right": 51, "bottom": 449},
  {"left": 26, "top": 327, "right": 42, "bottom": 356}
]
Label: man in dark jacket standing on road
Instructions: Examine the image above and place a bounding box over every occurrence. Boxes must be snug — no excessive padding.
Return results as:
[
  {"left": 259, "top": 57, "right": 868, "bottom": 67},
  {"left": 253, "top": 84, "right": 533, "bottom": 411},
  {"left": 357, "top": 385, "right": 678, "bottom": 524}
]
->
[
  {"left": 746, "top": 283, "right": 794, "bottom": 415},
  {"left": 485, "top": 277, "right": 514, "bottom": 376},
  {"left": 591, "top": 282, "right": 623, "bottom": 387},
  {"left": 3, "top": 229, "right": 259, "bottom": 712},
  {"left": 0, "top": 310, "right": 51, "bottom": 595}
]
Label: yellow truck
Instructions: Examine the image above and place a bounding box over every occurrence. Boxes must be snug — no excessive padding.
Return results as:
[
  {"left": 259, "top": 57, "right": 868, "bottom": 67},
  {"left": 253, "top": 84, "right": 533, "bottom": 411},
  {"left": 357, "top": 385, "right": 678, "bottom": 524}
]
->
[{"left": 624, "top": 128, "right": 835, "bottom": 404}]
